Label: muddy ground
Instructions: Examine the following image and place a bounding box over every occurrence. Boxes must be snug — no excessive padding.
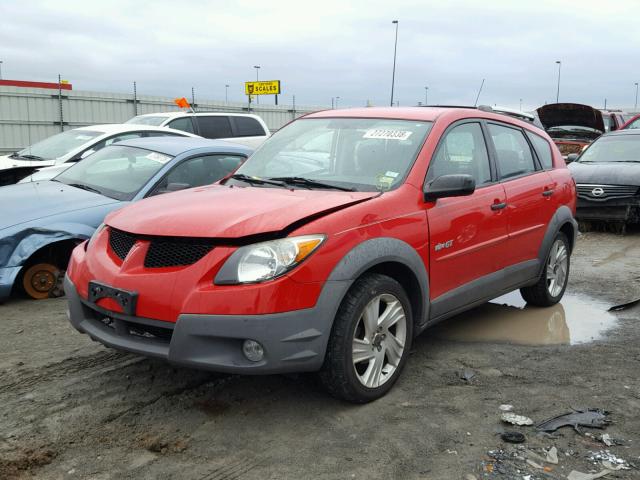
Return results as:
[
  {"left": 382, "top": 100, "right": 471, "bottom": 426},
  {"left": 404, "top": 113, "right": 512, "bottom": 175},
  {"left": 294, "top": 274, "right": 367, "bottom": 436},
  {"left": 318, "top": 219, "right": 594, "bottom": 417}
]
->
[{"left": 0, "top": 231, "right": 639, "bottom": 480}]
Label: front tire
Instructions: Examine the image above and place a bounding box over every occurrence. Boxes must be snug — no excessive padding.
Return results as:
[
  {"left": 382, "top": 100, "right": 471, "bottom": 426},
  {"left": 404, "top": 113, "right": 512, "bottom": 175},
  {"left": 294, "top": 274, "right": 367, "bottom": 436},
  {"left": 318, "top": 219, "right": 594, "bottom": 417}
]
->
[
  {"left": 319, "top": 273, "right": 413, "bottom": 403},
  {"left": 520, "top": 232, "right": 570, "bottom": 307}
]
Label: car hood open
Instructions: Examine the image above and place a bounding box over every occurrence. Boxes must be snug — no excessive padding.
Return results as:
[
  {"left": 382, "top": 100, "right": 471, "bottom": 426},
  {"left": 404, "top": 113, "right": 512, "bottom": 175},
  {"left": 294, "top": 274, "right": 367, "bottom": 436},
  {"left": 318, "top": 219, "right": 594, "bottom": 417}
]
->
[
  {"left": 106, "top": 185, "right": 379, "bottom": 238},
  {"left": 536, "top": 103, "right": 605, "bottom": 133},
  {"left": 0, "top": 181, "right": 119, "bottom": 231},
  {"left": 569, "top": 161, "right": 640, "bottom": 186}
]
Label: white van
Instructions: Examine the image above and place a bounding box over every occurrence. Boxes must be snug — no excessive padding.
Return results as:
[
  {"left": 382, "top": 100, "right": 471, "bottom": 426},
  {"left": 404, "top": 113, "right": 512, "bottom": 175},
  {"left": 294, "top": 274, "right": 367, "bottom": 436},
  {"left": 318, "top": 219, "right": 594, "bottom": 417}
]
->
[{"left": 126, "top": 112, "right": 270, "bottom": 149}]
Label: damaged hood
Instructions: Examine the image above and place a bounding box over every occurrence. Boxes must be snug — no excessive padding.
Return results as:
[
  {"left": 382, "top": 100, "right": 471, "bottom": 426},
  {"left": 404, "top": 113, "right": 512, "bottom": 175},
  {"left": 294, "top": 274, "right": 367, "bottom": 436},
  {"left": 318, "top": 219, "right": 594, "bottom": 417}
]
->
[
  {"left": 569, "top": 161, "right": 640, "bottom": 186},
  {"left": 536, "top": 103, "right": 605, "bottom": 133},
  {"left": 0, "top": 181, "right": 119, "bottom": 231},
  {"left": 106, "top": 185, "right": 379, "bottom": 238}
]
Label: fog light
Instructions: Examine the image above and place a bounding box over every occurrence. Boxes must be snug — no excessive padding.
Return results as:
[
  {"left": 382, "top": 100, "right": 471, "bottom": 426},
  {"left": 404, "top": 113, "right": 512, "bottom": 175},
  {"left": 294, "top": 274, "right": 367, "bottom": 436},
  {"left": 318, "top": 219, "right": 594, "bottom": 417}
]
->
[{"left": 242, "top": 339, "right": 264, "bottom": 362}]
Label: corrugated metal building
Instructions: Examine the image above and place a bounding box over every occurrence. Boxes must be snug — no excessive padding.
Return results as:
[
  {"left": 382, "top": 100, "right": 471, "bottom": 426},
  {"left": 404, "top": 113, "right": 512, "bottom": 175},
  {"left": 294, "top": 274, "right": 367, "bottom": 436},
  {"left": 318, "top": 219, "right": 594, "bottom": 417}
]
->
[{"left": 0, "top": 83, "right": 322, "bottom": 154}]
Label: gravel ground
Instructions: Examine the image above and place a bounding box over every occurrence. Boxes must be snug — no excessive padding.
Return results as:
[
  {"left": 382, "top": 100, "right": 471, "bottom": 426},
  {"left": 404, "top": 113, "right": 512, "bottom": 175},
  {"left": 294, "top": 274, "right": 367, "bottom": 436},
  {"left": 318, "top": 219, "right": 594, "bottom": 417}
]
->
[{"left": 0, "top": 231, "right": 639, "bottom": 480}]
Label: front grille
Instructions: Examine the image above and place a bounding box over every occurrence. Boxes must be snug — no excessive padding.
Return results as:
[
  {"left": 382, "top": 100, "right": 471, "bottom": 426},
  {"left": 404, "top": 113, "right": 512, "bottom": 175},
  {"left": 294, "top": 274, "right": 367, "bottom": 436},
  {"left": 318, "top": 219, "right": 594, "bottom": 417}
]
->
[
  {"left": 144, "top": 240, "right": 214, "bottom": 268},
  {"left": 576, "top": 184, "right": 639, "bottom": 201},
  {"left": 109, "top": 228, "right": 136, "bottom": 260},
  {"left": 107, "top": 228, "right": 215, "bottom": 268}
]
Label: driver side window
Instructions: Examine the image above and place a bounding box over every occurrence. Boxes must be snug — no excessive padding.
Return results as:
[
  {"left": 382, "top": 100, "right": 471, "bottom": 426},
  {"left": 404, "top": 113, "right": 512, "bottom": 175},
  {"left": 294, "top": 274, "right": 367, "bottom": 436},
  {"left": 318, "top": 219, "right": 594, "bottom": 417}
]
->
[
  {"left": 427, "top": 122, "right": 492, "bottom": 186},
  {"left": 149, "top": 154, "right": 245, "bottom": 196}
]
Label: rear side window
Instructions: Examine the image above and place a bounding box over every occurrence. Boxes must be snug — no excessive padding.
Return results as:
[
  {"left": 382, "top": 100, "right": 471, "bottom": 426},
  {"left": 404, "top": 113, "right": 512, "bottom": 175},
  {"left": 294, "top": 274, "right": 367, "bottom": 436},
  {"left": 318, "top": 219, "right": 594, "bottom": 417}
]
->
[
  {"left": 231, "top": 116, "right": 266, "bottom": 137},
  {"left": 167, "top": 117, "right": 195, "bottom": 134},
  {"left": 427, "top": 122, "right": 492, "bottom": 186},
  {"left": 488, "top": 123, "right": 536, "bottom": 179},
  {"left": 526, "top": 131, "right": 554, "bottom": 169},
  {"left": 196, "top": 116, "right": 233, "bottom": 139}
]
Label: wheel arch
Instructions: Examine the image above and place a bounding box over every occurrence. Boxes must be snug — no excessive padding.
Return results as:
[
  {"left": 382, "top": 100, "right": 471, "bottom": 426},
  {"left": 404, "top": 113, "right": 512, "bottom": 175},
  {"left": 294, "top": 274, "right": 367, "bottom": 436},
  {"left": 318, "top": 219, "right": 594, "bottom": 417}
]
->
[
  {"left": 321, "top": 237, "right": 430, "bottom": 332},
  {"left": 537, "top": 205, "right": 578, "bottom": 276}
]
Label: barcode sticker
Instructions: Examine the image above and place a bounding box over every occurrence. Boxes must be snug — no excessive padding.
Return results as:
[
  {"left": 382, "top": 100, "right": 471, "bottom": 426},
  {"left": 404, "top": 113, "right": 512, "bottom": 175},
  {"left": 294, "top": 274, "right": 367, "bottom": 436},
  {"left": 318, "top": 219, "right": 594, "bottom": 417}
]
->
[{"left": 363, "top": 129, "right": 413, "bottom": 140}]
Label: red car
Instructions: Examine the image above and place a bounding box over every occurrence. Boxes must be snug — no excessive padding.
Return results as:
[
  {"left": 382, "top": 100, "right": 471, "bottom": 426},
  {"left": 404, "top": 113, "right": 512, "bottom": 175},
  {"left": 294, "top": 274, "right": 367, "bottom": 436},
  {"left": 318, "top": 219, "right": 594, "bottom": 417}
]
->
[
  {"left": 66, "top": 107, "right": 577, "bottom": 403},
  {"left": 621, "top": 114, "right": 640, "bottom": 130}
]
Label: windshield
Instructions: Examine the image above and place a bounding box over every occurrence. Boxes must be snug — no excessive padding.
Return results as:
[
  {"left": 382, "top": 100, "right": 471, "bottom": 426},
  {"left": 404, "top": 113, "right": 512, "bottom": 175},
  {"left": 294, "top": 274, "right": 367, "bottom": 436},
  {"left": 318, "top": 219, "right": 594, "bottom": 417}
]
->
[
  {"left": 55, "top": 145, "right": 173, "bottom": 200},
  {"left": 125, "top": 115, "right": 169, "bottom": 126},
  {"left": 578, "top": 135, "right": 640, "bottom": 163},
  {"left": 15, "top": 129, "right": 102, "bottom": 160},
  {"left": 231, "top": 118, "right": 432, "bottom": 192}
]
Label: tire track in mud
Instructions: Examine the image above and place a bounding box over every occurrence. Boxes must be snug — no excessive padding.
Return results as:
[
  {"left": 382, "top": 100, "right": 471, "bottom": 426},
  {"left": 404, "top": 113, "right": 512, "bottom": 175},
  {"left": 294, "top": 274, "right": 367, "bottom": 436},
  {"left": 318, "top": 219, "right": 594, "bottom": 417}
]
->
[
  {"left": 199, "top": 455, "right": 264, "bottom": 480},
  {"left": 0, "top": 350, "right": 136, "bottom": 395}
]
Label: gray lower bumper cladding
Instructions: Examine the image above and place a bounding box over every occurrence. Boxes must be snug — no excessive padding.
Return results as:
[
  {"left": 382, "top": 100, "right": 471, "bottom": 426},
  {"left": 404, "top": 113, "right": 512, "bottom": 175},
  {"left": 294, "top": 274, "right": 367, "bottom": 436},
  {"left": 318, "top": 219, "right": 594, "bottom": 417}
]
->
[{"left": 64, "top": 275, "right": 348, "bottom": 374}]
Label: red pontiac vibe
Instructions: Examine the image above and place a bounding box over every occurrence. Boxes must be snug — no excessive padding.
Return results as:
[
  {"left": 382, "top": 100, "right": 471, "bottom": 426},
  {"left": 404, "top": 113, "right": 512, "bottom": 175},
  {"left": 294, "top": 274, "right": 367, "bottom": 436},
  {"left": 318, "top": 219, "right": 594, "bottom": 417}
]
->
[{"left": 66, "top": 107, "right": 577, "bottom": 403}]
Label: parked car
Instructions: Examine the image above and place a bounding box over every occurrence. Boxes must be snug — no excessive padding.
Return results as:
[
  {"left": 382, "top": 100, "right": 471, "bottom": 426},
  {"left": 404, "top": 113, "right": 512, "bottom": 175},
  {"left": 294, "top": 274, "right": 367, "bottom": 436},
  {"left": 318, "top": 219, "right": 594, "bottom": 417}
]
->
[
  {"left": 536, "top": 103, "right": 605, "bottom": 159},
  {"left": 66, "top": 107, "right": 577, "bottom": 403},
  {"left": 621, "top": 114, "right": 640, "bottom": 130},
  {"left": 126, "top": 112, "right": 270, "bottom": 148},
  {"left": 0, "top": 125, "right": 198, "bottom": 185},
  {"left": 568, "top": 129, "right": 640, "bottom": 230},
  {"left": 0, "top": 138, "right": 251, "bottom": 301},
  {"left": 599, "top": 110, "right": 635, "bottom": 132},
  {"left": 480, "top": 105, "right": 545, "bottom": 129}
]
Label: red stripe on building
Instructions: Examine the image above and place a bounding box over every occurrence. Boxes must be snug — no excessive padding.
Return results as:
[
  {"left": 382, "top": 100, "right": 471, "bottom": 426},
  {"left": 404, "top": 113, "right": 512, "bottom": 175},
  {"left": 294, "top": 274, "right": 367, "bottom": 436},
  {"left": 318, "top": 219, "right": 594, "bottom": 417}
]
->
[{"left": 0, "top": 79, "right": 73, "bottom": 90}]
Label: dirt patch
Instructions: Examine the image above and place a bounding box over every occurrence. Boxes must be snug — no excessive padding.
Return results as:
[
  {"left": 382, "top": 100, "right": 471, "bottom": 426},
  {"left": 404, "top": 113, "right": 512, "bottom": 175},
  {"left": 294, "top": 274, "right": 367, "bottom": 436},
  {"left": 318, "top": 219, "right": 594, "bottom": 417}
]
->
[{"left": 0, "top": 447, "right": 56, "bottom": 480}]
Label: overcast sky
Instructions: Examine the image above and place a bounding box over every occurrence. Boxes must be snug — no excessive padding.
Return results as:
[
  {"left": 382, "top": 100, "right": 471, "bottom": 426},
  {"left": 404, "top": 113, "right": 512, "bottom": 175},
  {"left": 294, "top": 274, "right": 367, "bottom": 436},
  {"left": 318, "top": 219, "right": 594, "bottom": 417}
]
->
[{"left": 2, "top": 0, "right": 639, "bottom": 110}]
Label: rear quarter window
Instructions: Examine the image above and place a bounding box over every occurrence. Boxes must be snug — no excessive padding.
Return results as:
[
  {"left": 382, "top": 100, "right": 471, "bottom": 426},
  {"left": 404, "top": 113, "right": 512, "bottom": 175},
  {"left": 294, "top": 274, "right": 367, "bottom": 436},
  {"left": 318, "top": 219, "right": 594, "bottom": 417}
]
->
[
  {"left": 231, "top": 116, "right": 266, "bottom": 137},
  {"left": 196, "top": 116, "right": 233, "bottom": 139},
  {"left": 526, "top": 131, "right": 554, "bottom": 169}
]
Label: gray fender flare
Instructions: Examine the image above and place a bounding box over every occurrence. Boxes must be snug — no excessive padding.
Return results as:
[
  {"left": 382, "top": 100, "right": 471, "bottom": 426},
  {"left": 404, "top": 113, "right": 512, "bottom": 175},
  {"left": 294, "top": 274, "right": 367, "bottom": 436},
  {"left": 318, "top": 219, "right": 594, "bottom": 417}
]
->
[
  {"left": 314, "top": 237, "right": 430, "bottom": 341},
  {"left": 536, "top": 205, "right": 578, "bottom": 276}
]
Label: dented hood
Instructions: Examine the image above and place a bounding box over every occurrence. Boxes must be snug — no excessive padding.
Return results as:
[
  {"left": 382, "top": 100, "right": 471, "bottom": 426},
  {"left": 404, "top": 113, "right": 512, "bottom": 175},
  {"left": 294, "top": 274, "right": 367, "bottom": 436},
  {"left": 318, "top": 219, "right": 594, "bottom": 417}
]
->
[
  {"left": 0, "top": 181, "right": 119, "bottom": 231},
  {"left": 536, "top": 103, "right": 605, "bottom": 133},
  {"left": 106, "top": 185, "right": 378, "bottom": 238}
]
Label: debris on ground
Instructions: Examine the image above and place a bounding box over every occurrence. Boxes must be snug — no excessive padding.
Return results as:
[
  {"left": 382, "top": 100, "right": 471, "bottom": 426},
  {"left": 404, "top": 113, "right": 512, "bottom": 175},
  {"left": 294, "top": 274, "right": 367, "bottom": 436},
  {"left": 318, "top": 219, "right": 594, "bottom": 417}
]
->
[
  {"left": 501, "top": 412, "right": 534, "bottom": 426},
  {"left": 536, "top": 408, "right": 611, "bottom": 433},
  {"left": 500, "top": 431, "right": 525, "bottom": 443},
  {"left": 545, "top": 446, "right": 559, "bottom": 464},
  {"left": 499, "top": 404, "right": 514, "bottom": 411},
  {"left": 600, "top": 433, "right": 614, "bottom": 447},
  {"left": 567, "top": 470, "right": 612, "bottom": 480},
  {"left": 589, "top": 450, "right": 630, "bottom": 470},
  {"left": 608, "top": 297, "right": 640, "bottom": 311},
  {"left": 458, "top": 369, "right": 476, "bottom": 382}
]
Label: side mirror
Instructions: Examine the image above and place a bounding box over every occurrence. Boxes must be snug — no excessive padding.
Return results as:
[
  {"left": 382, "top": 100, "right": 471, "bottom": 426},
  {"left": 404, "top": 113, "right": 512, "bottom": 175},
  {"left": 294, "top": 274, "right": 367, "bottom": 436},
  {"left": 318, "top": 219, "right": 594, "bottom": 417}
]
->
[
  {"left": 80, "top": 149, "right": 95, "bottom": 160},
  {"left": 424, "top": 174, "right": 476, "bottom": 202},
  {"left": 566, "top": 153, "right": 579, "bottom": 163}
]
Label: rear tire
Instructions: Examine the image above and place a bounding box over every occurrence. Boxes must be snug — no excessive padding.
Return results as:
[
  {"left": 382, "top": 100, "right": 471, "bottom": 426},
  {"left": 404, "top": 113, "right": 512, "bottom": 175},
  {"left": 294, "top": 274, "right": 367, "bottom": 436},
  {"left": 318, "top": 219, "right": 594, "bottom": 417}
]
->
[
  {"left": 319, "top": 273, "right": 413, "bottom": 403},
  {"left": 520, "top": 232, "right": 570, "bottom": 307}
]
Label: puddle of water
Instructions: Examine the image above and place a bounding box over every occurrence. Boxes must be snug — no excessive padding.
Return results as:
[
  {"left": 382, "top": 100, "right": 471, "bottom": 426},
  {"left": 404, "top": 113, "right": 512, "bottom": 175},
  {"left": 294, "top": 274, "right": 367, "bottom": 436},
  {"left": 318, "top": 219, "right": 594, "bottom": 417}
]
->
[{"left": 432, "top": 291, "right": 618, "bottom": 346}]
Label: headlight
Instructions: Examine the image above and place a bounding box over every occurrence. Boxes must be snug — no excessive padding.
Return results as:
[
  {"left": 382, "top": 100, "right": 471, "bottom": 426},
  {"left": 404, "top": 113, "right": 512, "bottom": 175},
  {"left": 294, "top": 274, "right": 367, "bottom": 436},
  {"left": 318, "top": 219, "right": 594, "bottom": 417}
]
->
[
  {"left": 87, "top": 223, "right": 106, "bottom": 249},
  {"left": 215, "top": 235, "right": 326, "bottom": 284}
]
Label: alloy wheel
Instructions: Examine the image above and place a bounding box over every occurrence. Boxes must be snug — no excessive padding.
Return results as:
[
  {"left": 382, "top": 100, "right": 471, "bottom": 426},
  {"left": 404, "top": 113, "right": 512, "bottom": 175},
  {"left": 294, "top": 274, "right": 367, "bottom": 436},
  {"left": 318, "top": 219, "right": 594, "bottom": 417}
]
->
[{"left": 546, "top": 239, "right": 568, "bottom": 297}]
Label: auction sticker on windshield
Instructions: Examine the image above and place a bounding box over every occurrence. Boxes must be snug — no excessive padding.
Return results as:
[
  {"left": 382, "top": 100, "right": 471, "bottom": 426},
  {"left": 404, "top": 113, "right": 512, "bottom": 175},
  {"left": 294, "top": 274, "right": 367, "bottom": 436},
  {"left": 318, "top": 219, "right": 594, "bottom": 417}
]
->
[
  {"left": 145, "top": 152, "right": 172, "bottom": 164},
  {"left": 363, "top": 129, "right": 413, "bottom": 140}
]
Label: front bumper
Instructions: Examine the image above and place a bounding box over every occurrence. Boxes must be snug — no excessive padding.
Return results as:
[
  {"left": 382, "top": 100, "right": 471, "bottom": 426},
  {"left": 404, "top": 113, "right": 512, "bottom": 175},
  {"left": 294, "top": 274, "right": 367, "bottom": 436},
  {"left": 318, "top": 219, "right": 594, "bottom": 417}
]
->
[
  {"left": 576, "top": 198, "right": 640, "bottom": 223},
  {"left": 65, "top": 275, "right": 349, "bottom": 374},
  {"left": 0, "top": 266, "right": 22, "bottom": 302}
]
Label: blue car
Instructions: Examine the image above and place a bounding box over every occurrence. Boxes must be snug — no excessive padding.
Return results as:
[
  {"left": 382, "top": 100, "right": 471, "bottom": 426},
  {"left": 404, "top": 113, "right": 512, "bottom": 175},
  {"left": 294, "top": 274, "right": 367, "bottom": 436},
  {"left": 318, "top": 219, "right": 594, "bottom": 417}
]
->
[{"left": 0, "top": 137, "right": 252, "bottom": 301}]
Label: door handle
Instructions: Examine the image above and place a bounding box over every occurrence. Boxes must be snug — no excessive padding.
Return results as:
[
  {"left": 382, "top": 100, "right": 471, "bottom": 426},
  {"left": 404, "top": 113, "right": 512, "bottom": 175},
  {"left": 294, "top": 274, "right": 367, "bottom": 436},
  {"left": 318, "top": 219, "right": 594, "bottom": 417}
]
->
[
  {"left": 491, "top": 202, "right": 507, "bottom": 211},
  {"left": 542, "top": 189, "right": 555, "bottom": 197}
]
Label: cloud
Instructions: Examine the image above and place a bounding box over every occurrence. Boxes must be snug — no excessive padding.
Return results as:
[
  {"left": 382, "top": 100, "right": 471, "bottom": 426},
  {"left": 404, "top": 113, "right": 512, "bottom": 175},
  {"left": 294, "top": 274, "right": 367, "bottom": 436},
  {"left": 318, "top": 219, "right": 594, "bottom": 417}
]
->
[{"left": 1, "top": 0, "right": 638, "bottom": 110}]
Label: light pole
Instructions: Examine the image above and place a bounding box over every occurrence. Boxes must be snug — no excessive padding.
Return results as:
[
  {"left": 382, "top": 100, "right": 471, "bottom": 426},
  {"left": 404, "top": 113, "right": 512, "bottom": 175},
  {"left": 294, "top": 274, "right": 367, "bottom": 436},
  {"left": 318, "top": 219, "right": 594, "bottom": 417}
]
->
[
  {"left": 519, "top": 98, "right": 523, "bottom": 110},
  {"left": 225, "top": 84, "right": 229, "bottom": 103},
  {"left": 335, "top": 96, "right": 340, "bottom": 109},
  {"left": 555, "top": 60, "right": 561, "bottom": 103},
  {"left": 253, "top": 65, "right": 260, "bottom": 104},
  {"left": 425, "top": 86, "right": 428, "bottom": 106},
  {"left": 0, "top": 61, "right": 3, "bottom": 80},
  {"left": 390, "top": 20, "right": 399, "bottom": 107},
  {"left": 635, "top": 82, "right": 638, "bottom": 111}
]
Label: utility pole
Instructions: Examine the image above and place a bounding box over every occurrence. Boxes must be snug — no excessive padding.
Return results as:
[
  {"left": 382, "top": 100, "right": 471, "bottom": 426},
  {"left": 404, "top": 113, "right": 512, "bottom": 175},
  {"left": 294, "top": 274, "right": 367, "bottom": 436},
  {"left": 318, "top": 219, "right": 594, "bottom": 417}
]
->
[
  {"left": 555, "top": 60, "right": 562, "bottom": 103},
  {"left": 635, "top": 82, "right": 638, "bottom": 111},
  {"left": 425, "top": 86, "right": 428, "bottom": 106},
  {"left": 253, "top": 65, "right": 260, "bottom": 104},
  {"left": 191, "top": 86, "right": 195, "bottom": 110},
  {"left": 225, "top": 84, "right": 229, "bottom": 103},
  {"left": 390, "top": 20, "right": 399, "bottom": 107},
  {"left": 0, "top": 61, "right": 3, "bottom": 80},
  {"left": 133, "top": 81, "right": 138, "bottom": 116},
  {"left": 58, "top": 74, "right": 64, "bottom": 132}
]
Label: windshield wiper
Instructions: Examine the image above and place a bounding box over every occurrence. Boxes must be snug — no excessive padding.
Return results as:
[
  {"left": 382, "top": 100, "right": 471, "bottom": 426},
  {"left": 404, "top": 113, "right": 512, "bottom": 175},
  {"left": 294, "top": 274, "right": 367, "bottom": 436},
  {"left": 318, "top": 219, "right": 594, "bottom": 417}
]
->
[
  {"left": 67, "top": 183, "right": 103, "bottom": 195},
  {"left": 229, "top": 173, "right": 287, "bottom": 187},
  {"left": 268, "top": 176, "right": 355, "bottom": 192},
  {"left": 10, "top": 153, "right": 46, "bottom": 161}
]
